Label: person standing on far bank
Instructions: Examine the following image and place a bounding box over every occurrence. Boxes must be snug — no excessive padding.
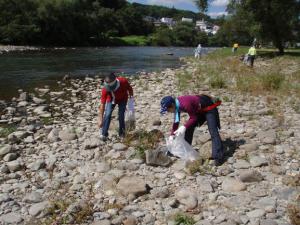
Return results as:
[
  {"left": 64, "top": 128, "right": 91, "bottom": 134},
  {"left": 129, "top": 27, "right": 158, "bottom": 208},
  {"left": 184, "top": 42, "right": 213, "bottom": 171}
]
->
[
  {"left": 98, "top": 73, "right": 133, "bottom": 141},
  {"left": 247, "top": 46, "right": 257, "bottom": 67}
]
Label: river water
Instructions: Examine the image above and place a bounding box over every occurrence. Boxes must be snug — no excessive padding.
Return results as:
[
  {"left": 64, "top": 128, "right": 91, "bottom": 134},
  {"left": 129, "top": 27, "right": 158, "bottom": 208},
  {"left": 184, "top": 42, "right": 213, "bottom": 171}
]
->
[{"left": 0, "top": 46, "right": 211, "bottom": 100}]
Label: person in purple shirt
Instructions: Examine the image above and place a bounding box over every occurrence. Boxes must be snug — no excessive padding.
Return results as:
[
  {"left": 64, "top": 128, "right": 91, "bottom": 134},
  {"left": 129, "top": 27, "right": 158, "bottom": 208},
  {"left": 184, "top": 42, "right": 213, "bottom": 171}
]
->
[{"left": 160, "top": 95, "right": 224, "bottom": 166}]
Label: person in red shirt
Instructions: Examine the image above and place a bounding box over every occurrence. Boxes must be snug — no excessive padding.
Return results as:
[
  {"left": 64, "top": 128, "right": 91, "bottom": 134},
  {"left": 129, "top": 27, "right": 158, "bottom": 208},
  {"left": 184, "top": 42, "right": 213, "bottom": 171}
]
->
[{"left": 98, "top": 73, "right": 133, "bottom": 140}]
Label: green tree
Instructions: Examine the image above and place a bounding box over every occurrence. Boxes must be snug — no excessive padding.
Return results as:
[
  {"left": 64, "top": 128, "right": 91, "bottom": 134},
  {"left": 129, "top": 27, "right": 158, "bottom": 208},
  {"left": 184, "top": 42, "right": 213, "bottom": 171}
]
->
[{"left": 228, "top": 0, "right": 300, "bottom": 54}]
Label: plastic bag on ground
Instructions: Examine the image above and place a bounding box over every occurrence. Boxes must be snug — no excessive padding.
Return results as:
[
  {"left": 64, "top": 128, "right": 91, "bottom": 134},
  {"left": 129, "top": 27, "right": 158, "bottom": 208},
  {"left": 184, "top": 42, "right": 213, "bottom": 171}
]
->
[
  {"left": 125, "top": 97, "right": 135, "bottom": 130},
  {"left": 166, "top": 135, "right": 199, "bottom": 162}
]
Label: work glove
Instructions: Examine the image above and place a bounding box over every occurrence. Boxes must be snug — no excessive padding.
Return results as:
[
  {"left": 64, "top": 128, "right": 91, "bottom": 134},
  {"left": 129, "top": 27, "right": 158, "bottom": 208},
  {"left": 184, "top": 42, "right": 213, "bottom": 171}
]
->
[
  {"left": 174, "top": 126, "right": 186, "bottom": 137},
  {"left": 168, "top": 135, "right": 175, "bottom": 142}
]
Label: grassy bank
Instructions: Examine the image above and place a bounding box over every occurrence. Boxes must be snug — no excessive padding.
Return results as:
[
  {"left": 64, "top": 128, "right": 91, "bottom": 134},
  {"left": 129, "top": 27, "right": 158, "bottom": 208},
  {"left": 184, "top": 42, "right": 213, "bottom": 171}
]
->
[
  {"left": 110, "top": 35, "right": 151, "bottom": 46},
  {"left": 177, "top": 47, "right": 300, "bottom": 108}
]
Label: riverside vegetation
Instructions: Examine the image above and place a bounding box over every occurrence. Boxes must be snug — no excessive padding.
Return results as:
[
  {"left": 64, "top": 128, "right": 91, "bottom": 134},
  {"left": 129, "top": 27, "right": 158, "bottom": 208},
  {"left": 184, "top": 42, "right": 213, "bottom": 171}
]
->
[{"left": 0, "top": 48, "right": 299, "bottom": 225}]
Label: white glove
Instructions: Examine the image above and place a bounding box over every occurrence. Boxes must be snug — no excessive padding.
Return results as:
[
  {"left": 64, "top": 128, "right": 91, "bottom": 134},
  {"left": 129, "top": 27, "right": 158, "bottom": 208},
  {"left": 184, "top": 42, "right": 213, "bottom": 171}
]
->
[
  {"left": 168, "top": 136, "right": 175, "bottom": 142},
  {"left": 174, "top": 126, "right": 186, "bottom": 137}
]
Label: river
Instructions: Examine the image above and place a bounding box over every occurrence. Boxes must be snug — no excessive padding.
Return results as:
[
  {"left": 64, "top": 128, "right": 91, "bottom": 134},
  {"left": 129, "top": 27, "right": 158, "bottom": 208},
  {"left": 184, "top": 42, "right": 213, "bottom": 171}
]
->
[{"left": 0, "top": 46, "right": 212, "bottom": 100}]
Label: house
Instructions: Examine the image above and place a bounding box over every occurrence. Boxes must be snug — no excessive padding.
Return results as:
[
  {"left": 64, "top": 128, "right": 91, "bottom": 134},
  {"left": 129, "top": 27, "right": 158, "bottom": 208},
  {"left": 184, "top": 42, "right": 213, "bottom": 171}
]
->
[
  {"left": 160, "top": 17, "right": 176, "bottom": 27},
  {"left": 182, "top": 17, "right": 193, "bottom": 23},
  {"left": 196, "top": 19, "right": 217, "bottom": 34}
]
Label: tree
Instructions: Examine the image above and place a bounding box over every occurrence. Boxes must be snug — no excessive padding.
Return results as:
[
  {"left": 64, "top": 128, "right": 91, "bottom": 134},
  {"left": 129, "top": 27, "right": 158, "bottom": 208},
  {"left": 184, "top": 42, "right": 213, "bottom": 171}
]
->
[
  {"left": 194, "top": 0, "right": 211, "bottom": 12},
  {"left": 228, "top": 0, "right": 300, "bottom": 54}
]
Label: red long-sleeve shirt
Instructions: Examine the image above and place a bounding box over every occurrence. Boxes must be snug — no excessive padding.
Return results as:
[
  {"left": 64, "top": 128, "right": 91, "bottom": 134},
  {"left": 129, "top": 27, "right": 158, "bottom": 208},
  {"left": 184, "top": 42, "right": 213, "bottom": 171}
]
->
[{"left": 101, "top": 77, "right": 133, "bottom": 104}]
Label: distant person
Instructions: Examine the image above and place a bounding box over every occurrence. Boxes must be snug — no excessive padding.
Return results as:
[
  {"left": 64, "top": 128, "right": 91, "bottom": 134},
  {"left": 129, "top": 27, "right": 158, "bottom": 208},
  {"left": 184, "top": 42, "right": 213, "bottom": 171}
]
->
[
  {"left": 247, "top": 46, "right": 257, "bottom": 67},
  {"left": 98, "top": 73, "right": 133, "bottom": 141},
  {"left": 232, "top": 43, "right": 239, "bottom": 53},
  {"left": 160, "top": 95, "right": 224, "bottom": 166},
  {"left": 194, "top": 44, "right": 202, "bottom": 59}
]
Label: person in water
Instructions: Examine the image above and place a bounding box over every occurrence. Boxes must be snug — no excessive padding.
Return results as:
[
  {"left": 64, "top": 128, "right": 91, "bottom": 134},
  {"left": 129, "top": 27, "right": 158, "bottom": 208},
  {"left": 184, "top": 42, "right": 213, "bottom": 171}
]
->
[
  {"left": 98, "top": 72, "right": 133, "bottom": 141},
  {"left": 160, "top": 95, "right": 224, "bottom": 166}
]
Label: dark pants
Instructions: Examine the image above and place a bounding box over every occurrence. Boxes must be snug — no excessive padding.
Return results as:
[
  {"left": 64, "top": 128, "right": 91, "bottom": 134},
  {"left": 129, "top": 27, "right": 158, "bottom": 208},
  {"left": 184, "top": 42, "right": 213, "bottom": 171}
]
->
[
  {"left": 184, "top": 108, "right": 224, "bottom": 161},
  {"left": 102, "top": 101, "right": 127, "bottom": 137},
  {"left": 248, "top": 55, "right": 255, "bottom": 67}
]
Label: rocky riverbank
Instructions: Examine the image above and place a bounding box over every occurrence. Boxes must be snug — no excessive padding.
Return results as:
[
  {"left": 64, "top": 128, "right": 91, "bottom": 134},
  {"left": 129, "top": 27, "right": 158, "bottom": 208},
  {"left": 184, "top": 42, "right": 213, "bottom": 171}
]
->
[
  {"left": 0, "top": 45, "right": 41, "bottom": 54},
  {"left": 0, "top": 52, "right": 299, "bottom": 225}
]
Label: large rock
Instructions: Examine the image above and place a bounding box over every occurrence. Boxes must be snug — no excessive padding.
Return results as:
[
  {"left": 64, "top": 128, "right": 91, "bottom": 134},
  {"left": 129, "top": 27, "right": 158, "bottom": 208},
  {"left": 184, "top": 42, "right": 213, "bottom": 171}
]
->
[
  {"left": 246, "top": 209, "right": 265, "bottom": 218},
  {"left": 239, "top": 170, "right": 264, "bottom": 182},
  {"left": 0, "top": 212, "right": 23, "bottom": 224},
  {"left": 47, "top": 128, "right": 60, "bottom": 142},
  {"left": 222, "top": 178, "right": 246, "bottom": 192},
  {"left": 116, "top": 176, "right": 148, "bottom": 197},
  {"left": 175, "top": 188, "right": 198, "bottom": 210},
  {"left": 84, "top": 137, "right": 101, "bottom": 149},
  {"left": 113, "top": 143, "right": 127, "bottom": 151},
  {"left": 33, "top": 105, "right": 49, "bottom": 115},
  {"left": 234, "top": 160, "right": 251, "bottom": 169},
  {"left": 7, "top": 160, "right": 22, "bottom": 172},
  {"left": 59, "top": 127, "right": 77, "bottom": 141},
  {"left": 29, "top": 201, "right": 50, "bottom": 216},
  {"left": 199, "top": 141, "right": 212, "bottom": 159},
  {"left": 23, "top": 192, "right": 43, "bottom": 203},
  {"left": 27, "top": 159, "right": 46, "bottom": 171},
  {"left": 257, "top": 130, "right": 276, "bottom": 144},
  {"left": 249, "top": 156, "right": 268, "bottom": 167},
  {"left": 0, "top": 144, "right": 13, "bottom": 157},
  {"left": 145, "top": 149, "right": 171, "bottom": 167},
  {"left": 196, "top": 176, "right": 214, "bottom": 192},
  {"left": 32, "top": 97, "right": 46, "bottom": 104}
]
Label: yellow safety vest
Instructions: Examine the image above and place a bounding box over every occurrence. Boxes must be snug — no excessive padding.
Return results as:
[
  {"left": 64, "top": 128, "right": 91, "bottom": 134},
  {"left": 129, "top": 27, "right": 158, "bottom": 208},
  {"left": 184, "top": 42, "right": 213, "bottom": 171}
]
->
[{"left": 248, "top": 47, "right": 256, "bottom": 56}]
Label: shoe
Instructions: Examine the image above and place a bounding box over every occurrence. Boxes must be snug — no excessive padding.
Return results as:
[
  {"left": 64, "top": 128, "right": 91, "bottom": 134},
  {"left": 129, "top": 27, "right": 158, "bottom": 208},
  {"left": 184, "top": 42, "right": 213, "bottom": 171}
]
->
[
  {"left": 214, "top": 158, "right": 224, "bottom": 167},
  {"left": 100, "top": 135, "right": 107, "bottom": 142}
]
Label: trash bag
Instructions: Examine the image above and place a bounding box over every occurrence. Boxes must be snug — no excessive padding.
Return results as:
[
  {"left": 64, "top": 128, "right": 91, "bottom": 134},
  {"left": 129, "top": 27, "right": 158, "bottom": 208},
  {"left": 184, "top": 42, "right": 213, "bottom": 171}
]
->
[
  {"left": 166, "top": 135, "right": 199, "bottom": 162},
  {"left": 125, "top": 97, "right": 135, "bottom": 130}
]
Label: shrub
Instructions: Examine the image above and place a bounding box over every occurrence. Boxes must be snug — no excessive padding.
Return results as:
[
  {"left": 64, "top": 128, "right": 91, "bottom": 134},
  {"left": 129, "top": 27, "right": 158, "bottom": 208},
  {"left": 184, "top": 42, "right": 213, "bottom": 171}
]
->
[
  {"left": 174, "top": 213, "right": 196, "bottom": 225},
  {"left": 209, "top": 75, "right": 226, "bottom": 89},
  {"left": 260, "top": 73, "right": 284, "bottom": 91}
]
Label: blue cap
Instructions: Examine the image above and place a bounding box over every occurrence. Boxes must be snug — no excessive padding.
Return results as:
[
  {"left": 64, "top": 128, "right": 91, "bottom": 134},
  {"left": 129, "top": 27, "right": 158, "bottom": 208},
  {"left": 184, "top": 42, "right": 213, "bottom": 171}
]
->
[{"left": 160, "top": 96, "right": 175, "bottom": 115}]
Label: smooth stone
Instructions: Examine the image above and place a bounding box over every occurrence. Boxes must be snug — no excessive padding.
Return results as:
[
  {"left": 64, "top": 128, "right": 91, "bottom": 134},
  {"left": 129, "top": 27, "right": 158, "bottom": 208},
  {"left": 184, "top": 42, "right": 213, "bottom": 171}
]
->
[
  {"left": 222, "top": 178, "right": 246, "bottom": 192},
  {"left": 145, "top": 149, "right": 171, "bottom": 167},
  {"left": 7, "top": 160, "right": 22, "bottom": 172},
  {"left": 58, "top": 127, "right": 77, "bottom": 141},
  {"left": 249, "top": 156, "right": 268, "bottom": 167},
  {"left": 113, "top": 143, "right": 127, "bottom": 151},
  {"left": 246, "top": 209, "right": 265, "bottom": 218},
  {"left": 0, "top": 144, "right": 12, "bottom": 156},
  {"left": 116, "top": 176, "right": 148, "bottom": 197},
  {"left": 3, "top": 153, "right": 18, "bottom": 162},
  {"left": 239, "top": 170, "right": 264, "bottom": 182},
  {"left": 29, "top": 201, "right": 49, "bottom": 216},
  {"left": 0, "top": 212, "right": 23, "bottom": 224},
  {"left": 234, "top": 160, "right": 251, "bottom": 169},
  {"left": 23, "top": 192, "right": 43, "bottom": 203},
  {"left": 196, "top": 176, "right": 214, "bottom": 192},
  {"left": 175, "top": 188, "right": 198, "bottom": 210}
]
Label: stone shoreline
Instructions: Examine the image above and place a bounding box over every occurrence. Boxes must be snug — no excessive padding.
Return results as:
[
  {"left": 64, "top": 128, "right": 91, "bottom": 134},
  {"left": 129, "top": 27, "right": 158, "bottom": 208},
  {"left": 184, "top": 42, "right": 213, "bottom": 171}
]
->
[{"left": 0, "top": 59, "right": 299, "bottom": 225}]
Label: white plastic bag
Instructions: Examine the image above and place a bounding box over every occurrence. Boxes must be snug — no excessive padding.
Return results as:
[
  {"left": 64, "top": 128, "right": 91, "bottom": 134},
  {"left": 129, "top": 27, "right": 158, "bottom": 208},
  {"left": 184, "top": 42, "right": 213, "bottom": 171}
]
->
[
  {"left": 166, "top": 135, "right": 199, "bottom": 162},
  {"left": 125, "top": 97, "right": 135, "bottom": 130}
]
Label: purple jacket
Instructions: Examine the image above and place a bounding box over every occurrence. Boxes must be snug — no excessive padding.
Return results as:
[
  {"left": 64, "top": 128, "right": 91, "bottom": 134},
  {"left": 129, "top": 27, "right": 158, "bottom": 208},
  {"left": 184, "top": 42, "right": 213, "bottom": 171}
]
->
[{"left": 171, "top": 95, "right": 212, "bottom": 134}]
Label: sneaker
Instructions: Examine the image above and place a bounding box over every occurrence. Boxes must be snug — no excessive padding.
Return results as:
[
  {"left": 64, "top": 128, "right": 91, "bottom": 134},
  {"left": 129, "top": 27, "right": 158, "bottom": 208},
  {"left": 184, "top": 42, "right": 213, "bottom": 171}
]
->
[
  {"left": 100, "top": 135, "right": 107, "bottom": 142},
  {"left": 214, "top": 158, "right": 225, "bottom": 167}
]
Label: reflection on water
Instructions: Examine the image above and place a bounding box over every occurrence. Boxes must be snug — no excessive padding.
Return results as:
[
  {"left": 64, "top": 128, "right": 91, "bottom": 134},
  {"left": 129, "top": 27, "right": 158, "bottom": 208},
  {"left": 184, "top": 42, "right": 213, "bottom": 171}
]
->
[{"left": 0, "top": 47, "right": 211, "bottom": 100}]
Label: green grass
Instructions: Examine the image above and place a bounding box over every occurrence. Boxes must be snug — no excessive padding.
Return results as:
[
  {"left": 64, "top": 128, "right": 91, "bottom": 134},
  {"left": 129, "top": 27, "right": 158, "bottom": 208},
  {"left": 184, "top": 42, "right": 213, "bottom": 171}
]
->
[
  {"left": 0, "top": 124, "right": 17, "bottom": 138},
  {"left": 174, "top": 213, "right": 196, "bottom": 225},
  {"left": 185, "top": 47, "right": 300, "bottom": 98},
  {"left": 116, "top": 35, "right": 150, "bottom": 46},
  {"left": 124, "top": 129, "right": 164, "bottom": 159}
]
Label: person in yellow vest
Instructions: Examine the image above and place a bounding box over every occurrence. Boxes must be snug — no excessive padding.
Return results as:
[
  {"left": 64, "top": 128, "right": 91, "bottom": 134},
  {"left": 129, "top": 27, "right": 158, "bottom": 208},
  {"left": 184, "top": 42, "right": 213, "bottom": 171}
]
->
[
  {"left": 247, "top": 46, "right": 257, "bottom": 67},
  {"left": 232, "top": 43, "right": 239, "bottom": 53}
]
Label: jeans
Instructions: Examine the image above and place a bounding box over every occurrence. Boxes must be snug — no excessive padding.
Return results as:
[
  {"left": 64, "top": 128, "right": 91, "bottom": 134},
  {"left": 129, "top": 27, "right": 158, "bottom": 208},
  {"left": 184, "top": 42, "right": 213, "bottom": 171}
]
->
[
  {"left": 248, "top": 55, "right": 255, "bottom": 67},
  {"left": 102, "top": 101, "right": 127, "bottom": 137},
  {"left": 184, "top": 108, "right": 224, "bottom": 161}
]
